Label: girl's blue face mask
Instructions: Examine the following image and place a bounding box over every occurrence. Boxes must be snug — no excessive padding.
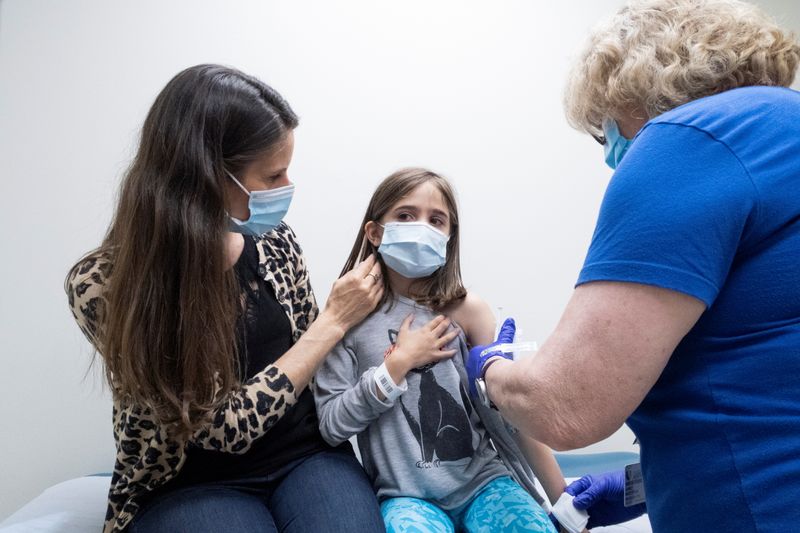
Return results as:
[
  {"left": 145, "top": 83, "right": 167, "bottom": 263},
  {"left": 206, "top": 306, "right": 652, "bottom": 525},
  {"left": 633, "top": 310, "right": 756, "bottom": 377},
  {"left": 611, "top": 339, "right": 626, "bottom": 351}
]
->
[
  {"left": 226, "top": 170, "right": 294, "bottom": 236},
  {"left": 377, "top": 222, "right": 449, "bottom": 279},
  {"left": 602, "top": 119, "right": 632, "bottom": 170}
]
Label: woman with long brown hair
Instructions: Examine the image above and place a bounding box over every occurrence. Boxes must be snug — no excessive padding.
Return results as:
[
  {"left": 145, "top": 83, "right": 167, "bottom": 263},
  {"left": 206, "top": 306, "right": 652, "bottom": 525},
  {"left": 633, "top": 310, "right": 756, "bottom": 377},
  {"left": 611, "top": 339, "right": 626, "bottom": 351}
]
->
[{"left": 65, "top": 64, "right": 451, "bottom": 533}]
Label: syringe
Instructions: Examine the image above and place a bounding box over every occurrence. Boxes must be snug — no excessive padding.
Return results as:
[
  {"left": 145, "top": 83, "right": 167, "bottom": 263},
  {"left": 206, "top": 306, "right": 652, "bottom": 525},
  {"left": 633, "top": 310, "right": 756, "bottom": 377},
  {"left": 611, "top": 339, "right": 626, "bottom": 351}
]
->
[{"left": 479, "top": 341, "right": 539, "bottom": 359}]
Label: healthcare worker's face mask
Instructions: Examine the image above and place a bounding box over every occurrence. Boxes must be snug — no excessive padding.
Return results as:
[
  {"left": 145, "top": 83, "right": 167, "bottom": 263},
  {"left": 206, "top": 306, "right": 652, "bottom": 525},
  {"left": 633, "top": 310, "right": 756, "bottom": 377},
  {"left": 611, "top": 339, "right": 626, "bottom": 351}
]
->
[
  {"left": 377, "top": 222, "right": 449, "bottom": 279},
  {"left": 226, "top": 170, "right": 294, "bottom": 236},
  {"left": 602, "top": 119, "right": 632, "bottom": 170}
]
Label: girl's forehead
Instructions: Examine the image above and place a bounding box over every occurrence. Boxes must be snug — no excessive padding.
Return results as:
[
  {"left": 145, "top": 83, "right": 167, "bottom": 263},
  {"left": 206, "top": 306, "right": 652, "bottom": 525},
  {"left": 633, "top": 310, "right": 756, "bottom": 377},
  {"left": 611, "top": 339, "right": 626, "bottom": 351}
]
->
[{"left": 393, "top": 182, "right": 448, "bottom": 209}]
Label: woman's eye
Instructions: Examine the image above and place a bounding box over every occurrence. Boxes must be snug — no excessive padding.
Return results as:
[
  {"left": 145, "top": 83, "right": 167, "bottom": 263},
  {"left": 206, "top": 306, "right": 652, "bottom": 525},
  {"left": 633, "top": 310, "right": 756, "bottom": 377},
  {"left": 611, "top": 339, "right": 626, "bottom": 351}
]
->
[
  {"left": 397, "top": 213, "right": 413, "bottom": 221},
  {"left": 431, "top": 218, "right": 444, "bottom": 226},
  {"left": 263, "top": 171, "right": 285, "bottom": 184}
]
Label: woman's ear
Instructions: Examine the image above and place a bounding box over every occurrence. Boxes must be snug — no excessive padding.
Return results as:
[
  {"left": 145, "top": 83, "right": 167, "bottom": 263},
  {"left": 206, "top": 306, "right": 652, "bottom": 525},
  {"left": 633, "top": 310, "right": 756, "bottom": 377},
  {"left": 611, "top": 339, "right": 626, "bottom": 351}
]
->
[{"left": 364, "top": 221, "right": 383, "bottom": 247}]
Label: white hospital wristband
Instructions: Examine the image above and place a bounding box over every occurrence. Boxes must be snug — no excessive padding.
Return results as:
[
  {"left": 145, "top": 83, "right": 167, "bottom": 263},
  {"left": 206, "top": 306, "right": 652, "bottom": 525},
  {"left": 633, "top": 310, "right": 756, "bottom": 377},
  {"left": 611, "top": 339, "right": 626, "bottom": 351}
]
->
[{"left": 373, "top": 362, "right": 408, "bottom": 402}]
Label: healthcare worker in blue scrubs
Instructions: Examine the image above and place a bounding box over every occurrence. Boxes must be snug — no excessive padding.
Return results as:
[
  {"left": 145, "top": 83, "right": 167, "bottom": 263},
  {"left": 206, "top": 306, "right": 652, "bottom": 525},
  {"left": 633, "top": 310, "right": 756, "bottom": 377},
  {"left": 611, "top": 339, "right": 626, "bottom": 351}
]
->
[{"left": 467, "top": 1, "right": 800, "bottom": 532}]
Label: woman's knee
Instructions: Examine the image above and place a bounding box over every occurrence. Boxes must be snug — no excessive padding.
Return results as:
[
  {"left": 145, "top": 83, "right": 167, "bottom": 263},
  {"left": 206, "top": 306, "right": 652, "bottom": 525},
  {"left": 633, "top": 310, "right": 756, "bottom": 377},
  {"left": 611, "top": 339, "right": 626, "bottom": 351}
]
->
[
  {"left": 129, "top": 485, "right": 276, "bottom": 533},
  {"left": 282, "top": 449, "right": 377, "bottom": 502},
  {"left": 269, "top": 450, "right": 383, "bottom": 532}
]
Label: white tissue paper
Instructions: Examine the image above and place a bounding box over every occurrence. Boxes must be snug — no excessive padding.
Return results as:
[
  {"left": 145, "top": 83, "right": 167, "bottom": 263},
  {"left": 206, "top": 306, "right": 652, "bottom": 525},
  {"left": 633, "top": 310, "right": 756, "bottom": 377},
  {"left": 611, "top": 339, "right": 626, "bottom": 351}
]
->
[{"left": 551, "top": 492, "right": 589, "bottom": 533}]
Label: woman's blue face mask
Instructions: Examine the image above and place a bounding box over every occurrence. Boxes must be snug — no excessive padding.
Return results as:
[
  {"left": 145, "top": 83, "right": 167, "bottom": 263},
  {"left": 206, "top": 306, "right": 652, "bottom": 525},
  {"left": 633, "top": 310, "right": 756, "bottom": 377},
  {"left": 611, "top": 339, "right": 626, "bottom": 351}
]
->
[
  {"left": 602, "top": 119, "right": 632, "bottom": 170},
  {"left": 226, "top": 170, "right": 294, "bottom": 236}
]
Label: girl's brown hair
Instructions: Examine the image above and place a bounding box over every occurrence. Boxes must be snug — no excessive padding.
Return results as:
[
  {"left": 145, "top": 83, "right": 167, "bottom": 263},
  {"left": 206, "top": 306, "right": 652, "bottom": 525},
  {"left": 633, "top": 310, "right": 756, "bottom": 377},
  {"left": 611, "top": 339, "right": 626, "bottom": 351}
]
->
[
  {"left": 67, "top": 64, "right": 298, "bottom": 436},
  {"left": 341, "top": 167, "right": 467, "bottom": 311}
]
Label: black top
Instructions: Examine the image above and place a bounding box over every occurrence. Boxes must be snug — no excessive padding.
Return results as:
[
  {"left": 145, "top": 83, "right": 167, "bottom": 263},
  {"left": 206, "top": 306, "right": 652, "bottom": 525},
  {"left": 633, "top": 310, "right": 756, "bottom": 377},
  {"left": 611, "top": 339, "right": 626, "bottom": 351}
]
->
[{"left": 174, "top": 236, "right": 337, "bottom": 485}]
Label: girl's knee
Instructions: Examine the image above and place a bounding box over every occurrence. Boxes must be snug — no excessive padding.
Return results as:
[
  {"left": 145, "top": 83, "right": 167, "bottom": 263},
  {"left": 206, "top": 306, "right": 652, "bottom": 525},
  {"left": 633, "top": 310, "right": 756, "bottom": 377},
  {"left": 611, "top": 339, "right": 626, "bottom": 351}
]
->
[
  {"left": 381, "top": 497, "right": 454, "bottom": 533},
  {"left": 463, "top": 477, "right": 557, "bottom": 533}
]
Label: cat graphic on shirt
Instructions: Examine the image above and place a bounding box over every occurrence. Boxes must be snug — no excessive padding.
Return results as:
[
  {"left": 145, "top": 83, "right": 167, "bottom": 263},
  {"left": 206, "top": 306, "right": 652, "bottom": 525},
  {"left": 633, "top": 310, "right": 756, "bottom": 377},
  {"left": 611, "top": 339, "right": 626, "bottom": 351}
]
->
[{"left": 387, "top": 328, "right": 474, "bottom": 468}]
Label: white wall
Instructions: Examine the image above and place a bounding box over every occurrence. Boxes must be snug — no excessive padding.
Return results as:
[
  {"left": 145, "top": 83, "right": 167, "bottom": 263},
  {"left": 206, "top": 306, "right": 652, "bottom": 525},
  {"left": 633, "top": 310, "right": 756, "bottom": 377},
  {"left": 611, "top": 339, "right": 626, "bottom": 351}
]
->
[{"left": 1, "top": 0, "right": 798, "bottom": 520}]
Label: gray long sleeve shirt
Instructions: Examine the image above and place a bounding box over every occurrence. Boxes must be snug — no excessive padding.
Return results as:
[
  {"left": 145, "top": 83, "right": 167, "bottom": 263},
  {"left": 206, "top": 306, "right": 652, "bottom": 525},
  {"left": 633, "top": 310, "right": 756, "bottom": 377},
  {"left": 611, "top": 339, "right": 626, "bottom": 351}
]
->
[{"left": 314, "top": 295, "right": 544, "bottom": 509}]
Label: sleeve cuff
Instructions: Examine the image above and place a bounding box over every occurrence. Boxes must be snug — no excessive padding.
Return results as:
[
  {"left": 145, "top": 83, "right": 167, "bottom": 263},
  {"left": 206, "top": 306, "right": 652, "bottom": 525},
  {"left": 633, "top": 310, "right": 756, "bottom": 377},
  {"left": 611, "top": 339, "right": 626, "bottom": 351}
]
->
[{"left": 577, "top": 260, "right": 716, "bottom": 307}]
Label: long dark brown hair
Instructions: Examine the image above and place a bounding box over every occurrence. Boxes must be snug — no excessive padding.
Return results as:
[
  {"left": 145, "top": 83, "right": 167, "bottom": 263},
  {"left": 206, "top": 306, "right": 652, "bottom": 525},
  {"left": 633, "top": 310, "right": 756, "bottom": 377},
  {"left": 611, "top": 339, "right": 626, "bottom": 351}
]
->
[
  {"left": 341, "top": 167, "right": 467, "bottom": 311},
  {"left": 68, "top": 64, "right": 298, "bottom": 435}
]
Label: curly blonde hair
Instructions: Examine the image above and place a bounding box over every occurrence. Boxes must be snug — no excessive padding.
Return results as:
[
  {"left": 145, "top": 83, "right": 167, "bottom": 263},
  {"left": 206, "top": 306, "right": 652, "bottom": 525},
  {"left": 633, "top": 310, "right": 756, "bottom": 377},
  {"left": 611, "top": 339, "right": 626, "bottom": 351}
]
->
[{"left": 564, "top": 0, "right": 800, "bottom": 136}]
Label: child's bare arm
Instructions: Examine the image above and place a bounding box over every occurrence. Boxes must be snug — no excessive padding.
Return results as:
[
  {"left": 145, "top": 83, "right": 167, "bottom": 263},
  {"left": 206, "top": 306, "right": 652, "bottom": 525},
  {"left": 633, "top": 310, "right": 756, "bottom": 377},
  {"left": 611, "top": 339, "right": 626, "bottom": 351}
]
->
[
  {"left": 515, "top": 432, "right": 567, "bottom": 505},
  {"left": 445, "top": 291, "right": 497, "bottom": 347}
]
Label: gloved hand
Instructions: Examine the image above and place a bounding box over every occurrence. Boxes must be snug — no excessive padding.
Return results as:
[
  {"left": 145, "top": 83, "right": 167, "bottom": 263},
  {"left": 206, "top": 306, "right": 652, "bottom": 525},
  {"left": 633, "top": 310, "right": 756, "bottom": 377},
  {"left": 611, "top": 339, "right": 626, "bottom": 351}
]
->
[
  {"left": 466, "top": 317, "right": 516, "bottom": 398},
  {"left": 565, "top": 470, "right": 647, "bottom": 528}
]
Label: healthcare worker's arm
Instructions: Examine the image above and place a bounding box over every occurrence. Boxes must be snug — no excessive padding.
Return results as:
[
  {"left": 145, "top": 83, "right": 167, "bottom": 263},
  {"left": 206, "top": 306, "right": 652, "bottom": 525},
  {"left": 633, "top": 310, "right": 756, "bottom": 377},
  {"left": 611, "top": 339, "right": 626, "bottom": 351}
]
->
[
  {"left": 484, "top": 280, "right": 705, "bottom": 450},
  {"left": 482, "top": 120, "right": 757, "bottom": 450}
]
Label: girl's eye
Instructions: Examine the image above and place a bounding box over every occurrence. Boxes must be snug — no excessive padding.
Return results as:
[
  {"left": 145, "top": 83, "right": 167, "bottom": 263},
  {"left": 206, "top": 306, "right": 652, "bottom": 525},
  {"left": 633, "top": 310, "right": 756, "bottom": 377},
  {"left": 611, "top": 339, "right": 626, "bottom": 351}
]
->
[
  {"left": 431, "top": 217, "right": 445, "bottom": 226},
  {"left": 397, "top": 213, "right": 413, "bottom": 221}
]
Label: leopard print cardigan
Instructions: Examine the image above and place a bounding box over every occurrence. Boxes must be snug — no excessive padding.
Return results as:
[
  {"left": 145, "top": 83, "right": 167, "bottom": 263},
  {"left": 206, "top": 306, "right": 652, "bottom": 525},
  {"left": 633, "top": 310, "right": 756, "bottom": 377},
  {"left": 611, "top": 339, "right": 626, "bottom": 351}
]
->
[{"left": 65, "top": 223, "right": 319, "bottom": 533}]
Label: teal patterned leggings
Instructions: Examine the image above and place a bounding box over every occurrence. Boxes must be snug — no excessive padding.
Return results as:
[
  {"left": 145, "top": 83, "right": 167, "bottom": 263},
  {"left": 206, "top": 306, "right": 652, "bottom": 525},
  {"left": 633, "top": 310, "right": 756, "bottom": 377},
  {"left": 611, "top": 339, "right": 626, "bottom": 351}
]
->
[{"left": 381, "top": 476, "right": 557, "bottom": 533}]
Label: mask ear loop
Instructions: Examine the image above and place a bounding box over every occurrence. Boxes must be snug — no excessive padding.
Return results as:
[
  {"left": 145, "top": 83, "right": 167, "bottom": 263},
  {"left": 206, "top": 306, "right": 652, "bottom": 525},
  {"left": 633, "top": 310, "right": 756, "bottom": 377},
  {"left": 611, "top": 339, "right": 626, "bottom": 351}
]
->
[{"left": 225, "top": 170, "right": 251, "bottom": 197}]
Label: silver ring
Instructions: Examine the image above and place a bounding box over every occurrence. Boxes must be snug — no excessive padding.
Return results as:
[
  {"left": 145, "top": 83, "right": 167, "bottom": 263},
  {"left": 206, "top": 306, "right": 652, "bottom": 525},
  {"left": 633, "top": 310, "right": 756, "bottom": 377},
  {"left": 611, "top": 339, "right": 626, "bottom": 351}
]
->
[{"left": 367, "top": 273, "right": 380, "bottom": 282}]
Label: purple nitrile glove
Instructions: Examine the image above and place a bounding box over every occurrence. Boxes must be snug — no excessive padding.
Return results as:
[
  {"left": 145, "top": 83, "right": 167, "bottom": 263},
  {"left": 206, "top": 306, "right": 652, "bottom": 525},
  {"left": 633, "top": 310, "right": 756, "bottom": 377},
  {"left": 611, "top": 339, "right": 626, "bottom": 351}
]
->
[
  {"left": 565, "top": 470, "right": 647, "bottom": 528},
  {"left": 466, "top": 317, "right": 516, "bottom": 398}
]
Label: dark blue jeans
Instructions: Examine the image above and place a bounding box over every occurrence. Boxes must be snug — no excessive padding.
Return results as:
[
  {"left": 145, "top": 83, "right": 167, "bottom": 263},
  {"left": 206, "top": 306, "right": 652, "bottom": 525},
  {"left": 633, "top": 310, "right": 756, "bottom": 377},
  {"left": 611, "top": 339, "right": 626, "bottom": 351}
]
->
[{"left": 129, "top": 449, "right": 384, "bottom": 532}]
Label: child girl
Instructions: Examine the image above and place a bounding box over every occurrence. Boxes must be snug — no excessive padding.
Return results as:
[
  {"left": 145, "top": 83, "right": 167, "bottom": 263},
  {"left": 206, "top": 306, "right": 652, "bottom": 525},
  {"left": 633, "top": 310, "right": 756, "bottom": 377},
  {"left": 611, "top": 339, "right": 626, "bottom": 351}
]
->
[{"left": 314, "top": 168, "right": 565, "bottom": 533}]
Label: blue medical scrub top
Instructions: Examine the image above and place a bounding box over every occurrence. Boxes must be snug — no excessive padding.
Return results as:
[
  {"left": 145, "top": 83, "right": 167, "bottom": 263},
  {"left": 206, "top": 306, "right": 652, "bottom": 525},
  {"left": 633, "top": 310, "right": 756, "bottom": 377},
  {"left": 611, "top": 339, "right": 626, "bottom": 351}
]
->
[{"left": 577, "top": 86, "right": 800, "bottom": 532}]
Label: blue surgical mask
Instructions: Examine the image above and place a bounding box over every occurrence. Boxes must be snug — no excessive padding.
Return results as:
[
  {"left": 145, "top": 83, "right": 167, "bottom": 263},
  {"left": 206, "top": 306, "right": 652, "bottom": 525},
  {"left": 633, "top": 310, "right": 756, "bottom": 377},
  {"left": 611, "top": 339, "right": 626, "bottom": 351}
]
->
[
  {"left": 226, "top": 171, "right": 294, "bottom": 236},
  {"left": 377, "top": 222, "right": 449, "bottom": 279},
  {"left": 602, "top": 119, "right": 632, "bottom": 170}
]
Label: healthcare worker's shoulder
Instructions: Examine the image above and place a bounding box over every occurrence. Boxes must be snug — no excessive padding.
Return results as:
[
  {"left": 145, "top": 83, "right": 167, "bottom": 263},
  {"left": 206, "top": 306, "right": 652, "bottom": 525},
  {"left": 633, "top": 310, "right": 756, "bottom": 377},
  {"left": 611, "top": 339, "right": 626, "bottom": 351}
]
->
[{"left": 647, "top": 85, "right": 800, "bottom": 137}]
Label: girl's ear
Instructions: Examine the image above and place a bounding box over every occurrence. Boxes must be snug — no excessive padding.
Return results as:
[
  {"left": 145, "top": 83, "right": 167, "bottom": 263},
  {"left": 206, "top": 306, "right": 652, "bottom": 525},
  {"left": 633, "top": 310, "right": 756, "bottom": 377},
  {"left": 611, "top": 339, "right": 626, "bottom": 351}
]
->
[{"left": 364, "top": 221, "right": 383, "bottom": 247}]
